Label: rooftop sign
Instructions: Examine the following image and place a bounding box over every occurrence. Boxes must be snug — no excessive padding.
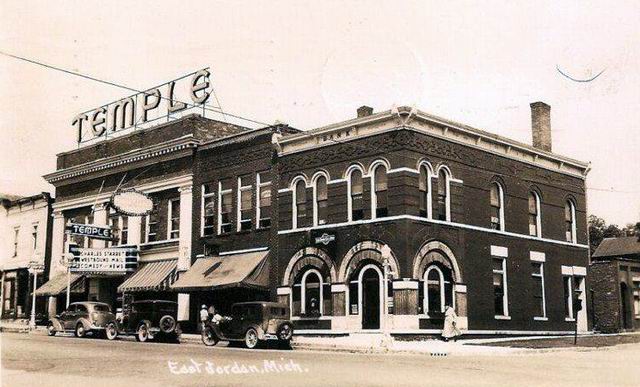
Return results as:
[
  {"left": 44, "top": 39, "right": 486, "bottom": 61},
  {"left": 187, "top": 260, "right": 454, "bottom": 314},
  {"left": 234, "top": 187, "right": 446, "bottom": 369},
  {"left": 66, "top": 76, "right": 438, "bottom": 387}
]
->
[{"left": 72, "top": 69, "right": 211, "bottom": 144}]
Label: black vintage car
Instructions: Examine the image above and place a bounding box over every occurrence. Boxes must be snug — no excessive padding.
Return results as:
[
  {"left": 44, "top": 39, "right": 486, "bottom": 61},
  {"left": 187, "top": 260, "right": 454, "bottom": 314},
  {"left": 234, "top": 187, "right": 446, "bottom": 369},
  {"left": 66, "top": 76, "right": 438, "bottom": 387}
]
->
[
  {"left": 107, "top": 300, "right": 181, "bottom": 343},
  {"left": 201, "top": 302, "right": 293, "bottom": 349}
]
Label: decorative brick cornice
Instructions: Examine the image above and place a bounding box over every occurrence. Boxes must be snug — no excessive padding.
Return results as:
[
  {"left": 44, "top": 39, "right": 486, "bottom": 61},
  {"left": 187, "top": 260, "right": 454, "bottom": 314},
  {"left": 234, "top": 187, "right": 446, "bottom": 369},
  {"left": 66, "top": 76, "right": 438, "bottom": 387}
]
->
[{"left": 44, "top": 136, "right": 198, "bottom": 184}]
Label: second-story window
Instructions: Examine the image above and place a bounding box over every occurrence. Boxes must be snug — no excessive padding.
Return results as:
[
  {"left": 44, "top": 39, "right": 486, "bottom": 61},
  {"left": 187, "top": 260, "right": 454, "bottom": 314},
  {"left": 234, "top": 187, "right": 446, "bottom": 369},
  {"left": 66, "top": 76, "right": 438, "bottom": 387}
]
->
[
  {"left": 218, "top": 179, "right": 233, "bottom": 234},
  {"left": 436, "top": 168, "right": 450, "bottom": 221},
  {"left": 108, "top": 211, "right": 118, "bottom": 247},
  {"left": 528, "top": 191, "right": 541, "bottom": 237},
  {"left": 32, "top": 224, "right": 38, "bottom": 250},
  {"left": 419, "top": 165, "right": 431, "bottom": 218},
  {"left": 490, "top": 182, "right": 505, "bottom": 231},
  {"left": 168, "top": 198, "right": 180, "bottom": 239},
  {"left": 202, "top": 184, "right": 216, "bottom": 236},
  {"left": 294, "top": 179, "right": 307, "bottom": 229},
  {"left": 348, "top": 168, "right": 364, "bottom": 221},
  {"left": 257, "top": 173, "right": 272, "bottom": 229},
  {"left": 145, "top": 202, "right": 158, "bottom": 243},
  {"left": 565, "top": 200, "right": 576, "bottom": 243},
  {"left": 85, "top": 214, "right": 94, "bottom": 248},
  {"left": 120, "top": 216, "right": 128, "bottom": 245},
  {"left": 13, "top": 227, "right": 19, "bottom": 257},
  {"left": 372, "top": 164, "right": 388, "bottom": 218},
  {"left": 237, "top": 175, "right": 253, "bottom": 231},
  {"left": 314, "top": 174, "right": 328, "bottom": 226}
]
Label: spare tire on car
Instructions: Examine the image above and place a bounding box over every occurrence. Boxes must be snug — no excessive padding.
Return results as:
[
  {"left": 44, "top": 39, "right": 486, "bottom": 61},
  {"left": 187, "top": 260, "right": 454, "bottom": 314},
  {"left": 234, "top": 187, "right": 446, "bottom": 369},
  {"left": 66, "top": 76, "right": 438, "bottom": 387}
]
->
[{"left": 159, "top": 315, "right": 176, "bottom": 333}]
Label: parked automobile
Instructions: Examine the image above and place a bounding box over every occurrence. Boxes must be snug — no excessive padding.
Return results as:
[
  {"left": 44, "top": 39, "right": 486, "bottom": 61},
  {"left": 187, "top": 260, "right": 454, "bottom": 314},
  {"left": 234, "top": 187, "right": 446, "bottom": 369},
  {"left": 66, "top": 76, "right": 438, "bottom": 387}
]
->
[
  {"left": 47, "top": 302, "right": 116, "bottom": 338},
  {"left": 201, "top": 302, "right": 293, "bottom": 349},
  {"left": 107, "top": 300, "right": 181, "bottom": 343}
]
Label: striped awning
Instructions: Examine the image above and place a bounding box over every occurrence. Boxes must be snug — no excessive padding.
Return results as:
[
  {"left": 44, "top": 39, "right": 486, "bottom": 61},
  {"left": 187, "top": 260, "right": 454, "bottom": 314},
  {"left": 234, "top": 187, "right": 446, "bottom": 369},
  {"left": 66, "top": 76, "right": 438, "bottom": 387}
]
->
[
  {"left": 117, "top": 259, "right": 178, "bottom": 293},
  {"left": 35, "top": 273, "right": 85, "bottom": 296}
]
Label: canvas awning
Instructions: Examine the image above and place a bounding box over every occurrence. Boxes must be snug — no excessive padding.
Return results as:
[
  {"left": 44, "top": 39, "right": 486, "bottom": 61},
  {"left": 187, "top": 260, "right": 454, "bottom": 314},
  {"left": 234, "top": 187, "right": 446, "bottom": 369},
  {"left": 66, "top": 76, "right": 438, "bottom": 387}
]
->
[
  {"left": 171, "top": 250, "right": 269, "bottom": 291},
  {"left": 117, "top": 259, "right": 178, "bottom": 293},
  {"left": 35, "top": 273, "right": 85, "bottom": 296}
]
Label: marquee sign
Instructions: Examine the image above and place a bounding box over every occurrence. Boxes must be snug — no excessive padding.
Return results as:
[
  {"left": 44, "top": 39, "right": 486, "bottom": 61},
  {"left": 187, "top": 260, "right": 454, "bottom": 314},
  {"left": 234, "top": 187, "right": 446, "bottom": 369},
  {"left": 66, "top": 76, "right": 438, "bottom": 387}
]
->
[
  {"left": 73, "top": 68, "right": 211, "bottom": 143},
  {"left": 66, "top": 223, "right": 113, "bottom": 240},
  {"left": 110, "top": 189, "right": 154, "bottom": 216},
  {"left": 69, "top": 247, "right": 138, "bottom": 275}
]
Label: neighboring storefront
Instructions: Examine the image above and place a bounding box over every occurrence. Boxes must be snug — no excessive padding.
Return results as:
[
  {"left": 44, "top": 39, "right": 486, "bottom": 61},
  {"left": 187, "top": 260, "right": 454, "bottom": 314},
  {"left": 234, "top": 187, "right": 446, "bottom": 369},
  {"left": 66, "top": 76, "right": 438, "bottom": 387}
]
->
[
  {"left": 590, "top": 236, "right": 640, "bottom": 333},
  {"left": 0, "top": 193, "right": 53, "bottom": 321}
]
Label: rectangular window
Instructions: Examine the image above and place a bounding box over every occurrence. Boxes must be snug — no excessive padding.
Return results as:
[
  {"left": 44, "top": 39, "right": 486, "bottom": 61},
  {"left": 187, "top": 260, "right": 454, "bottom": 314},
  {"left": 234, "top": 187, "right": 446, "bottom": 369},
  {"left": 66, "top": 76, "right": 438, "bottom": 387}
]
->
[
  {"left": 120, "top": 216, "right": 128, "bottom": 245},
  {"left": 563, "top": 276, "right": 573, "bottom": 319},
  {"left": 218, "top": 179, "right": 233, "bottom": 234},
  {"left": 257, "top": 173, "right": 271, "bottom": 229},
  {"left": 85, "top": 214, "right": 94, "bottom": 248},
  {"left": 492, "top": 257, "right": 508, "bottom": 317},
  {"left": 13, "top": 227, "right": 19, "bottom": 257},
  {"left": 146, "top": 202, "right": 159, "bottom": 242},
  {"left": 202, "top": 184, "right": 216, "bottom": 237},
  {"left": 168, "top": 198, "right": 180, "bottom": 239},
  {"left": 107, "top": 213, "right": 118, "bottom": 247},
  {"left": 238, "top": 175, "right": 253, "bottom": 231},
  {"left": 531, "top": 262, "right": 546, "bottom": 318},
  {"left": 350, "top": 171, "right": 364, "bottom": 221},
  {"left": 32, "top": 225, "right": 38, "bottom": 250}
]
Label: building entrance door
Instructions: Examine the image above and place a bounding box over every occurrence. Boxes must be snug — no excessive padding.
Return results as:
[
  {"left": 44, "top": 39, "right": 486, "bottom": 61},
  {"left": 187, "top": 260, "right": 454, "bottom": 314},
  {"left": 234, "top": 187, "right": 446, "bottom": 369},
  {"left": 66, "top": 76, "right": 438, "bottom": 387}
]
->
[
  {"left": 621, "top": 282, "right": 631, "bottom": 330},
  {"left": 361, "top": 266, "right": 381, "bottom": 330}
]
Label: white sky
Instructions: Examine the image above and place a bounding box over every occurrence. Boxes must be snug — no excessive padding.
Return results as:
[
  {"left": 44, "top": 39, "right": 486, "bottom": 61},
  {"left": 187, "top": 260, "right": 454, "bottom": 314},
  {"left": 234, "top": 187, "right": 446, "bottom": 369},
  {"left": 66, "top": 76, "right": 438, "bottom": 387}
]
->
[{"left": 0, "top": 1, "right": 638, "bottom": 226}]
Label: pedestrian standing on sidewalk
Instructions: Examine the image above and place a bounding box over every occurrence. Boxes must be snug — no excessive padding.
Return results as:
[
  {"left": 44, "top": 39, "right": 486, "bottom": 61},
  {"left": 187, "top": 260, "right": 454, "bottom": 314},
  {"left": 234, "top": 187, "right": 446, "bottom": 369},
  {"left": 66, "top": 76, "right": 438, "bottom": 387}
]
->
[
  {"left": 200, "top": 304, "right": 209, "bottom": 331},
  {"left": 441, "top": 305, "right": 461, "bottom": 342}
]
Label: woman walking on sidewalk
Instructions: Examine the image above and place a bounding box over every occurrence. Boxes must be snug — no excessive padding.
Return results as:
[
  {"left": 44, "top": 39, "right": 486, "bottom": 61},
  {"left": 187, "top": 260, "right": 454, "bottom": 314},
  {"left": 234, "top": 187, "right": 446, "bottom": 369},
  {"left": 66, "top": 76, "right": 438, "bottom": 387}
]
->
[{"left": 442, "top": 305, "right": 462, "bottom": 342}]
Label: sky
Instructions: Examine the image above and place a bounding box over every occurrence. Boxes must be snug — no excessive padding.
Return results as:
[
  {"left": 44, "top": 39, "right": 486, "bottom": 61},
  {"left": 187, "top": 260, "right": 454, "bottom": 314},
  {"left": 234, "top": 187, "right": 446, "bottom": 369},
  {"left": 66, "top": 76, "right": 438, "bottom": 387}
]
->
[{"left": 0, "top": 1, "right": 638, "bottom": 226}]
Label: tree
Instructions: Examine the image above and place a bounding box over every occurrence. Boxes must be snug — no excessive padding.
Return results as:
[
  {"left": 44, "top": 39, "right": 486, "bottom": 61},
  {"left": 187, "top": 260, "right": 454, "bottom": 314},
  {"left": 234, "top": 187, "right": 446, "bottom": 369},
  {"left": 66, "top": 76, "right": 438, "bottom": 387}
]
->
[
  {"left": 621, "top": 222, "right": 640, "bottom": 237},
  {"left": 588, "top": 215, "right": 625, "bottom": 252}
]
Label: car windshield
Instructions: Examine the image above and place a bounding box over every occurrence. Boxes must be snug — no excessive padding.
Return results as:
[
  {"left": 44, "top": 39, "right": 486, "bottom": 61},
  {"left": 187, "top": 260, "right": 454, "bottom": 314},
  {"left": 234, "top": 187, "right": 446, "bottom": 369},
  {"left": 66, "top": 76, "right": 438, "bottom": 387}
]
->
[{"left": 93, "top": 304, "right": 110, "bottom": 312}]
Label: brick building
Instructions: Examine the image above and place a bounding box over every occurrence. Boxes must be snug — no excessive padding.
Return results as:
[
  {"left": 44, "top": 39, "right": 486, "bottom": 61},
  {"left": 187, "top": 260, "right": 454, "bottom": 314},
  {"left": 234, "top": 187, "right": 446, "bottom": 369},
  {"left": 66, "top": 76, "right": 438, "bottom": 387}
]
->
[
  {"left": 1, "top": 193, "right": 54, "bottom": 321},
  {"left": 37, "top": 100, "right": 591, "bottom": 336},
  {"left": 590, "top": 237, "right": 640, "bottom": 333}
]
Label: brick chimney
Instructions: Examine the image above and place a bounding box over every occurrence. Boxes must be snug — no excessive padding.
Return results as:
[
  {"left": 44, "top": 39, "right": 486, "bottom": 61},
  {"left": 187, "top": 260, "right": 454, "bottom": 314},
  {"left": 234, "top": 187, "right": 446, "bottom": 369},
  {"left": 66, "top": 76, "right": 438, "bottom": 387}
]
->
[
  {"left": 357, "top": 106, "right": 373, "bottom": 118},
  {"left": 530, "top": 102, "right": 552, "bottom": 152}
]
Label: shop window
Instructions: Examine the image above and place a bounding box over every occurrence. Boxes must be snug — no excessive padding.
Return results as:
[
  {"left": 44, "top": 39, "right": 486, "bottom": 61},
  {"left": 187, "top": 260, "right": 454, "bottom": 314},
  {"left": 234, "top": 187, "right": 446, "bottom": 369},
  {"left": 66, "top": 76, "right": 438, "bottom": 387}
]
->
[
  {"left": 291, "top": 284, "right": 301, "bottom": 316},
  {"left": 633, "top": 281, "right": 640, "bottom": 318},
  {"left": 257, "top": 173, "right": 271, "bottom": 229},
  {"left": 422, "top": 264, "right": 453, "bottom": 315},
  {"left": 528, "top": 191, "right": 541, "bottom": 237},
  {"left": 202, "top": 183, "right": 216, "bottom": 236},
  {"left": 13, "top": 227, "right": 19, "bottom": 257},
  {"left": 490, "top": 182, "right": 504, "bottom": 231},
  {"left": 237, "top": 175, "right": 253, "bottom": 231},
  {"left": 492, "top": 257, "right": 508, "bottom": 317},
  {"left": 436, "top": 168, "right": 450, "bottom": 221},
  {"left": 313, "top": 174, "right": 328, "bottom": 226},
  {"left": 218, "top": 179, "right": 233, "bottom": 234},
  {"left": 348, "top": 167, "right": 364, "bottom": 221},
  {"left": 563, "top": 276, "right": 573, "bottom": 319},
  {"left": 168, "top": 198, "right": 180, "bottom": 239},
  {"left": 419, "top": 165, "right": 431, "bottom": 218},
  {"left": 32, "top": 224, "right": 38, "bottom": 250},
  {"left": 565, "top": 200, "right": 577, "bottom": 243},
  {"left": 531, "top": 262, "right": 546, "bottom": 318},
  {"left": 293, "top": 179, "right": 307, "bottom": 229},
  {"left": 372, "top": 163, "right": 388, "bottom": 218},
  {"left": 349, "top": 280, "right": 359, "bottom": 314}
]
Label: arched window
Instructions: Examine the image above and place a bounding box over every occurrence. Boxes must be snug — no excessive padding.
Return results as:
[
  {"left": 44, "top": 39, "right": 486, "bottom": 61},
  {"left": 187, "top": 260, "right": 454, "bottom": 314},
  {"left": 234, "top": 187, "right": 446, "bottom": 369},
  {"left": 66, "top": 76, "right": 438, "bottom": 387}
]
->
[
  {"left": 528, "top": 191, "right": 541, "bottom": 237},
  {"left": 423, "top": 265, "right": 453, "bottom": 314},
  {"left": 293, "top": 179, "right": 307, "bottom": 229},
  {"left": 565, "top": 200, "right": 576, "bottom": 243},
  {"left": 436, "top": 167, "right": 450, "bottom": 221},
  {"left": 313, "top": 174, "right": 328, "bottom": 226},
  {"left": 372, "top": 164, "right": 388, "bottom": 218},
  {"left": 347, "top": 167, "right": 364, "bottom": 221},
  {"left": 490, "top": 182, "right": 505, "bottom": 231},
  {"left": 302, "top": 270, "right": 322, "bottom": 316},
  {"left": 419, "top": 165, "right": 432, "bottom": 218}
]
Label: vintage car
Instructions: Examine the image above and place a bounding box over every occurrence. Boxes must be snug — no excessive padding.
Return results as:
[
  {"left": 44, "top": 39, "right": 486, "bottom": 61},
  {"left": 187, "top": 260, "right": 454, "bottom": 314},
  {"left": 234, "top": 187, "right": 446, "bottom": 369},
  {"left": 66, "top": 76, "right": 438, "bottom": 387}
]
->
[
  {"left": 107, "top": 300, "right": 181, "bottom": 343},
  {"left": 201, "top": 302, "right": 293, "bottom": 349},
  {"left": 47, "top": 302, "right": 116, "bottom": 338}
]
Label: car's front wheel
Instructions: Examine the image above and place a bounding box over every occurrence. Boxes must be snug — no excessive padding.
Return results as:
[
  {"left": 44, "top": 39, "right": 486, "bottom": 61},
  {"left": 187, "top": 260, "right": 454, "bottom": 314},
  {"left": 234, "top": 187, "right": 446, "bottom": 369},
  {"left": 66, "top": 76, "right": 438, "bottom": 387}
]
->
[
  {"left": 244, "top": 328, "right": 260, "bottom": 349},
  {"left": 75, "top": 323, "right": 86, "bottom": 338},
  {"left": 47, "top": 323, "right": 56, "bottom": 337},
  {"left": 136, "top": 323, "right": 150, "bottom": 342},
  {"left": 105, "top": 323, "right": 118, "bottom": 340}
]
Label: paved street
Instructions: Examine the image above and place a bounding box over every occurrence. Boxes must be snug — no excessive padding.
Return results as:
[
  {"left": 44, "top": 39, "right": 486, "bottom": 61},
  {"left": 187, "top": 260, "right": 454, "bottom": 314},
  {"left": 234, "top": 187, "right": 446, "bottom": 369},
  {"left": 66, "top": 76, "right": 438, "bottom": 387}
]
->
[{"left": 1, "top": 332, "right": 639, "bottom": 387}]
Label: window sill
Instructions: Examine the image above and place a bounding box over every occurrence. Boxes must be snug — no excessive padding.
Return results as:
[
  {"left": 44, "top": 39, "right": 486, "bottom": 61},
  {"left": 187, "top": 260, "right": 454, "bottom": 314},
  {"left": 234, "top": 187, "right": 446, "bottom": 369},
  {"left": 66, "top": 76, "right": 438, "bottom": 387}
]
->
[
  {"left": 533, "top": 317, "right": 548, "bottom": 321},
  {"left": 494, "top": 315, "right": 511, "bottom": 320},
  {"left": 564, "top": 317, "right": 576, "bottom": 322}
]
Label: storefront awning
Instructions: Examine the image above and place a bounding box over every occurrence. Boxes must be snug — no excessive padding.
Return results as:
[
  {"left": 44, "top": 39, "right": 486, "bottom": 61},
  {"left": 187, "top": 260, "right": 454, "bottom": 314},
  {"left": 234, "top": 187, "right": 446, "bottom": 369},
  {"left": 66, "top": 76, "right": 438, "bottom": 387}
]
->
[
  {"left": 171, "top": 250, "right": 269, "bottom": 291},
  {"left": 35, "top": 273, "right": 85, "bottom": 296},
  {"left": 117, "top": 259, "right": 178, "bottom": 293}
]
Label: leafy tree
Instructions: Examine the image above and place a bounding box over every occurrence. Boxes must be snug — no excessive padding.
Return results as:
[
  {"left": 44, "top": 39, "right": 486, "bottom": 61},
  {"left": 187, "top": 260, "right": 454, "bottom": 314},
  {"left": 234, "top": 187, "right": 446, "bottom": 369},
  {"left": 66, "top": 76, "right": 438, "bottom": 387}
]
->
[{"left": 588, "top": 215, "right": 625, "bottom": 252}]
